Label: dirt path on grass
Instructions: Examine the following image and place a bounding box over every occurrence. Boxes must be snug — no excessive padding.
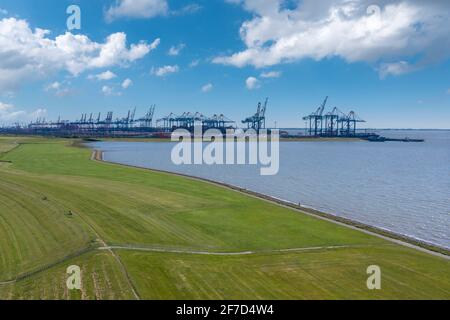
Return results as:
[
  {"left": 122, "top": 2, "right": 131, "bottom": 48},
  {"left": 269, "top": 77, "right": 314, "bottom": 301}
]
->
[
  {"left": 98, "top": 244, "right": 385, "bottom": 256},
  {"left": 74, "top": 211, "right": 141, "bottom": 300}
]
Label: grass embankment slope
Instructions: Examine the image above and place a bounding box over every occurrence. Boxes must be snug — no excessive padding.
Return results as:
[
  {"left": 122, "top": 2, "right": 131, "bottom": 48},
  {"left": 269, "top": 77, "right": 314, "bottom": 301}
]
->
[{"left": 0, "top": 137, "right": 448, "bottom": 299}]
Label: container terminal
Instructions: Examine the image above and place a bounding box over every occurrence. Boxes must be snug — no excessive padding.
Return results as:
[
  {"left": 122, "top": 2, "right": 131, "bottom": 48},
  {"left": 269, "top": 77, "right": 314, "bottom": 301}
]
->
[{"left": 0, "top": 97, "right": 423, "bottom": 142}]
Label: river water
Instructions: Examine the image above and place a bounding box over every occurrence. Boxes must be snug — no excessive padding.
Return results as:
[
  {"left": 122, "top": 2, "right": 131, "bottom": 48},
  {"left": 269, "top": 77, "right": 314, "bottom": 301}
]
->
[{"left": 90, "top": 130, "right": 450, "bottom": 249}]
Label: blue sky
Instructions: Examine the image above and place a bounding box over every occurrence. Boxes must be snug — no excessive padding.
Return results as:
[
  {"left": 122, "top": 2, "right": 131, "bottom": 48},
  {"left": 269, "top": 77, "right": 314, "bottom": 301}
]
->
[{"left": 0, "top": 0, "right": 449, "bottom": 128}]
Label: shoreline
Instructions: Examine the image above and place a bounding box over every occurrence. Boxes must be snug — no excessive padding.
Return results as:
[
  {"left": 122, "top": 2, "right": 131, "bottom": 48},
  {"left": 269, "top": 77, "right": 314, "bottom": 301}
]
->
[
  {"left": 83, "top": 136, "right": 367, "bottom": 143},
  {"left": 91, "top": 149, "right": 450, "bottom": 260}
]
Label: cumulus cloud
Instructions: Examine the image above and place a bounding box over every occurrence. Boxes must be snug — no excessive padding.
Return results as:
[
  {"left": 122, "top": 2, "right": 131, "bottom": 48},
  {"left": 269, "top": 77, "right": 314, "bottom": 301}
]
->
[
  {"left": 148, "top": 38, "right": 161, "bottom": 50},
  {"left": 151, "top": 65, "right": 179, "bottom": 76},
  {"left": 122, "top": 78, "right": 133, "bottom": 89},
  {"left": 246, "top": 76, "right": 260, "bottom": 90},
  {"left": 106, "top": 0, "right": 169, "bottom": 22},
  {"left": 0, "top": 17, "right": 158, "bottom": 93},
  {"left": 105, "top": 0, "right": 201, "bottom": 21},
  {"left": 101, "top": 85, "right": 121, "bottom": 96},
  {"left": 378, "top": 61, "right": 416, "bottom": 78},
  {"left": 44, "top": 81, "right": 73, "bottom": 97},
  {"left": 88, "top": 70, "right": 117, "bottom": 81},
  {"left": 101, "top": 86, "right": 112, "bottom": 95},
  {"left": 45, "top": 82, "right": 61, "bottom": 91},
  {"left": 201, "top": 83, "right": 213, "bottom": 93},
  {"left": 260, "top": 71, "right": 281, "bottom": 78},
  {"left": 0, "top": 102, "right": 22, "bottom": 122},
  {"left": 215, "top": 0, "right": 450, "bottom": 77},
  {"left": 168, "top": 43, "right": 186, "bottom": 56},
  {"left": 171, "top": 3, "right": 202, "bottom": 16},
  {"left": 189, "top": 59, "right": 200, "bottom": 67},
  {"left": 0, "top": 102, "right": 47, "bottom": 124}
]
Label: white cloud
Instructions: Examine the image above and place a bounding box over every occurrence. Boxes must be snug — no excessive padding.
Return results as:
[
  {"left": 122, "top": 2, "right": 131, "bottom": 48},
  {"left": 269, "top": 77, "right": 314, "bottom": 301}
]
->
[
  {"left": 0, "top": 17, "right": 158, "bottom": 93},
  {"left": 171, "top": 4, "right": 202, "bottom": 16},
  {"left": 201, "top": 83, "right": 213, "bottom": 93},
  {"left": 0, "top": 102, "right": 21, "bottom": 121},
  {"left": 151, "top": 65, "right": 179, "bottom": 77},
  {"left": 54, "top": 88, "right": 72, "bottom": 97},
  {"left": 149, "top": 38, "right": 161, "bottom": 50},
  {"left": 105, "top": 1, "right": 201, "bottom": 21},
  {"left": 260, "top": 71, "right": 281, "bottom": 78},
  {"left": 88, "top": 70, "right": 117, "bottom": 81},
  {"left": 101, "top": 85, "right": 121, "bottom": 96},
  {"left": 45, "top": 82, "right": 61, "bottom": 91},
  {"left": 0, "top": 101, "right": 47, "bottom": 124},
  {"left": 106, "top": 0, "right": 169, "bottom": 22},
  {"left": 246, "top": 76, "right": 260, "bottom": 90},
  {"left": 378, "top": 61, "right": 416, "bottom": 78},
  {"left": 101, "top": 86, "right": 112, "bottom": 95},
  {"left": 189, "top": 59, "right": 200, "bottom": 67},
  {"left": 168, "top": 43, "right": 186, "bottom": 56},
  {"left": 44, "top": 81, "right": 73, "bottom": 97},
  {"left": 122, "top": 78, "right": 133, "bottom": 89},
  {"left": 215, "top": 1, "right": 450, "bottom": 77}
]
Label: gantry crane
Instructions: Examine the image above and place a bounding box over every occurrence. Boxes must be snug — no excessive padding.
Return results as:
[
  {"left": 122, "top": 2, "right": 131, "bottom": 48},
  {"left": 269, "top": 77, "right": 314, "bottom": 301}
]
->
[
  {"left": 242, "top": 98, "right": 268, "bottom": 131},
  {"left": 302, "top": 96, "right": 328, "bottom": 136}
]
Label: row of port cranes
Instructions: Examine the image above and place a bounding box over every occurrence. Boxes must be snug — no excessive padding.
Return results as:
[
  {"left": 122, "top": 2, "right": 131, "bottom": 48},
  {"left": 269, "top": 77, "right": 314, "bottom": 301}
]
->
[
  {"left": 156, "top": 112, "right": 235, "bottom": 132},
  {"left": 302, "top": 97, "right": 367, "bottom": 137},
  {"left": 155, "top": 98, "right": 269, "bottom": 133},
  {"left": 30, "top": 106, "right": 155, "bottom": 130},
  {"left": 2, "top": 100, "right": 266, "bottom": 136},
  {"left": 2, "top": 97, "right": 378, "bottom": 139}
]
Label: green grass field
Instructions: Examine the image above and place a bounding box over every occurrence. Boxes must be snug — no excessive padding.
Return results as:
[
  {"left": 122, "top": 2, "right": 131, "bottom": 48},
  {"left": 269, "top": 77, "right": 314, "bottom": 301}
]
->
[{"left": 0, "top": 137, "right": 449, "bottom": 299}]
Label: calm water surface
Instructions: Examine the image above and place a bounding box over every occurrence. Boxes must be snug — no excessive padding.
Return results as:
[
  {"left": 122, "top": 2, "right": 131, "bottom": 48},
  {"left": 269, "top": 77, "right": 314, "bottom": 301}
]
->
[{"left": 90, "top": 130, "right": 450, "bottom": 249}]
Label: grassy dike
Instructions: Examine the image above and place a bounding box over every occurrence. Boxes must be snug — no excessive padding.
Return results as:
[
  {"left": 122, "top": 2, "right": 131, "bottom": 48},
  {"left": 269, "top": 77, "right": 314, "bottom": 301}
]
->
[{"left": 0, "top": 136, "right": 449, "bottom": 299}]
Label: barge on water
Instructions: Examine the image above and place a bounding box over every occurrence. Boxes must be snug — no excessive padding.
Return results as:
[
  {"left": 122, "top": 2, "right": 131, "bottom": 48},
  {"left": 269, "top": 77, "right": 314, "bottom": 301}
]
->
[{"left": 365, "top": 135, "right": 425, "bottom": 142}]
